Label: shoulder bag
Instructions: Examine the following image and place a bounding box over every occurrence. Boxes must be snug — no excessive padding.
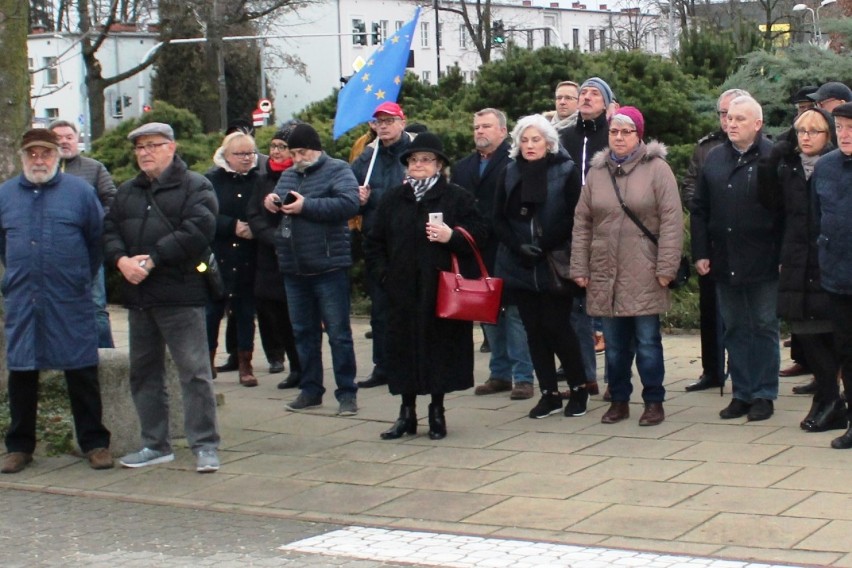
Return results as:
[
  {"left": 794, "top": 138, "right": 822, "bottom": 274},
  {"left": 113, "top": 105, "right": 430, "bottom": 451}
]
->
[
  {"left": 145, "top": 192, "right": 227, "bottom": 300},
  {"left": 435, "top": 226, "right": 504, "bottom": 324},
  {"left": 609, "top": 169, "right": 690, "bottom": 290}
]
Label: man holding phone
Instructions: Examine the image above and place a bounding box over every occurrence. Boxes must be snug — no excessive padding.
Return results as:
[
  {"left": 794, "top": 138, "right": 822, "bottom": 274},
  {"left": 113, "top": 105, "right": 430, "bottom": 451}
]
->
[{"left": 263, "top": 123, "right": 361, "bottom": 415}]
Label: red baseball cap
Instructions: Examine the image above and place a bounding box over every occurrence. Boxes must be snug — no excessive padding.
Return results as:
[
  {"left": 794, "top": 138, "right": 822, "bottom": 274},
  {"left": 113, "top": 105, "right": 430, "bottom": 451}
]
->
[{"left": 372, "top": 102, "right": 405, "bottom": 120}]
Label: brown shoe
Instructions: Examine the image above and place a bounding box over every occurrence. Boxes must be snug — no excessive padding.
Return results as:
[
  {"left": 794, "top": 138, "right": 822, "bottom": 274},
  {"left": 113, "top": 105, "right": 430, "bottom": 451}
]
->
[
  {"left": 585, "top": 380, "right": 600, "bottom": 396},
  {"left": 238, "top": 351, "right": 258, "bottom": 387},
  {"left": 474, "top": 378, "right": 512, "bottom": 396},
  {"left": 594, "top": 332, "right": 605, "bottom": 353},
  {"left": 602, "top": 386, "right": 612, "bottom": 402},
  {"left": 510, "top": 383, "right": 534, "bottom": 400},
  {"left": 601, "top": 401, "right": 630, "bottom": 424},
  {"left": 638, "top": 402, "right": 665, "bottom": 426},
  {"left": 86, "top": 447, "right": 114, "bottom": 470},
  {"left": 1, "top": 452, "right": 33, "bottom": 474},
  {"left": 780, "top": 362, "right": 809, "bottom": 377}
]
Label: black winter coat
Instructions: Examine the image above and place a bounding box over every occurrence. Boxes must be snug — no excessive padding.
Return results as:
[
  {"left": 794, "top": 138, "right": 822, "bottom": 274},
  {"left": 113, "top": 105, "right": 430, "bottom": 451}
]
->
[
  {"left": 559, "top": 112, "right": 609, "bottom": 183},
  {"left": 205, "top": 166, "right": 259, "bottom": 296},
  {"left": 450, "top": 140, "right": 511, "bottom": 272},
  {"left": 247, "top": 160, "right": 288, "bottom": 301},
  {"left": 103, "top": 156, "right": 217, "bottom": 308},
  {"left": 757, "top": 139, "right": 835, "bottom": 322},
  {"left": 364, "top": 177, "right": 487, "bottom": 396},
  {"left": 691, "top": 136, "right": 783, "bottom": 285}
]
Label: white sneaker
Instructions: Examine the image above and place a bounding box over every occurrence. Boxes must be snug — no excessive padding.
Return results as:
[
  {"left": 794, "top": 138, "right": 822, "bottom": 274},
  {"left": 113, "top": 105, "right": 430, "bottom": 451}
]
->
[
  {"left": 119, "top": 447, "right": 175, "bottom": 468},
  {"left": 196, "top": 449, "right": 220, "bottom": 473}
]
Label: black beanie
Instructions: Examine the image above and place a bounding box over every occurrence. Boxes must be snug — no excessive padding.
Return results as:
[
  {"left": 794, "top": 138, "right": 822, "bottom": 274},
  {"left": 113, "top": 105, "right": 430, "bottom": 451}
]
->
[
  {"left": 273, "top": 119, "right": 304, "bottom": 143},
  {"left": 286, "top": 124, "right": 322, "bottom": 151}
]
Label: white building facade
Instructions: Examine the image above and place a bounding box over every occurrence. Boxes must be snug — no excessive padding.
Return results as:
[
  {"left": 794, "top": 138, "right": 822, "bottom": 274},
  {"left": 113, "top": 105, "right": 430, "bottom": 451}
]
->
[
  {"left": 268, "top": 0, "right": 669, "bottom": 120},
  {"left": 27, "top": 29, "right": 158, "bottom": 143}
]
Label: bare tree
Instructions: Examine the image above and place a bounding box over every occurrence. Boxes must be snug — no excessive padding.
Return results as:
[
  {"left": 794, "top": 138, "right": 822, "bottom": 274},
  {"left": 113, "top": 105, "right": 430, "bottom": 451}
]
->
[
  {"left": 436, "top": 0, "right": 498, "bottom": 64},
  {"left": 608, "top": 6, "right": 664, "bottom": 50}
]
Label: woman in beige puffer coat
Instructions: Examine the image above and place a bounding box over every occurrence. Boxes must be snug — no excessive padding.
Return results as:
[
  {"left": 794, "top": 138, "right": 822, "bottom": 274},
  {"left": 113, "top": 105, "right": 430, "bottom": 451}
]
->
[{"left": 571, "top": 106, "right": 683, "bottom": 428}]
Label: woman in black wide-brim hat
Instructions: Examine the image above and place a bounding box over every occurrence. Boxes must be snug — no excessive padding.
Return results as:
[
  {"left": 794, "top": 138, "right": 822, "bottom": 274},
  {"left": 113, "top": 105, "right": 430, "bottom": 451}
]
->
[{"left": 364, "top": 132, "right": 487, "bottom": 441}]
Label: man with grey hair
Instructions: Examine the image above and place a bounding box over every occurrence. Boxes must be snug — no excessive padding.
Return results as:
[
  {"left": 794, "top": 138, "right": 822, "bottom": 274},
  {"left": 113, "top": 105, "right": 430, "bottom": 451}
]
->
[
  {"left": 682, "top": 88, "right": 749, "bottom": 393},
  {"left": 451, "top": 109, "right": 535, "bottom": 400},
  {"left": 49, "top": 119, "right": 116, "bottom": 348},
  {"left": 691, "top": 95, "right": 783, "bottom": 422},
  {"left": 103, "top": 122, "right": 221, "bottom": 473}
]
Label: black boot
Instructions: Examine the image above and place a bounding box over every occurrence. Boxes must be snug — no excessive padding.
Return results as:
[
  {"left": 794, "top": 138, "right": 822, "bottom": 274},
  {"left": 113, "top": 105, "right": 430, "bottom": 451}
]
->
[
  {"left": 832, "top": 425, "right": 852, "bottom": 449},
  {"left": 428, "top": 403, "right": 447, "bottom": 440},
  {"left": 216, "top": 353, "right": 238, "bottom": 373},
  {"left": 800, "top": 395, "right": 822, "bottom": 430},
  {"left": 381, "top": 405, "right": 417, "bottom": 440},
  {"left": 802, "top": 398, "right": 848, "bottom": 432}
]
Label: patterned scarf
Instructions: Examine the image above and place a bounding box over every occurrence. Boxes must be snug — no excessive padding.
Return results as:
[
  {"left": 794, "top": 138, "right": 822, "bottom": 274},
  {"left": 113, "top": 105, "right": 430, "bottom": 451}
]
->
[{"left": 406, "top": 174, "right": 440, "bottom": 201}]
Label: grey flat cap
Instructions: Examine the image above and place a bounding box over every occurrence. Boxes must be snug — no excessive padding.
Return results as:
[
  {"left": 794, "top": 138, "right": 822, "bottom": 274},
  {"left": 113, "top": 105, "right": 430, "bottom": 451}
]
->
[
  {"left": 127, "top": 122, "right": 175, "bottom": 142},
  {"left": 807, "top": 82, "right": 852, "bottom": 103}
]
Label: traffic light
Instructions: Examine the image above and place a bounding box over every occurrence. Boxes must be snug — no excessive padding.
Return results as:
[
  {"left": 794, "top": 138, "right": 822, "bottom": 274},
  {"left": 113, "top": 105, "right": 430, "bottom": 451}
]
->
[
  {"left": 352, "top": 20, "right": 367, "bottom": 46},
  {"left": 371, "top": 22, "right": 381, "bottom": 45},
  {"left": 491, "top": 20, "right": 506, "bottom": 46}
]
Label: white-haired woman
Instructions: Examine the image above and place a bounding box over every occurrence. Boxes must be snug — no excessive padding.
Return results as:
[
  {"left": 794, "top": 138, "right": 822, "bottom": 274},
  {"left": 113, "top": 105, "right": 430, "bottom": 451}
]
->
[
  {"left": 493, "top": 114, "right": 587, "bottom": 419},
  {"left": 571, "top": 106, "right": 683, "bottom": 427},
  {"left": 205, "top": 131, "right": 260, "bottom": 386}
]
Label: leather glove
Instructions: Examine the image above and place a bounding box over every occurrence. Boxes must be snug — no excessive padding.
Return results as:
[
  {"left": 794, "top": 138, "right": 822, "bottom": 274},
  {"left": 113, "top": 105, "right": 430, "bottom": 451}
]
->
[{"left": 518, "top": 244, "right": 543, "bottom": 267}]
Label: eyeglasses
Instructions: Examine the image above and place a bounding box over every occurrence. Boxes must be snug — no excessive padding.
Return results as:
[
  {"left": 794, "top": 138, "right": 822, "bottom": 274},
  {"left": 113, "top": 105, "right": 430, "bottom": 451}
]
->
[
  {"left": 134, "top": 142, "right": 171, "bottom": 154},
  {"left": 608, "top": 129, "right": 637, "bottom": 137},
  {"left": 269, "top": 143, "right": 288, "bottom": 151},
  {"left": 555, "top": 95, "right": 578, "bottom": 101},
  {"left": 796, "top": 129, "right": 827, "bottom": 138},
  {"left": 372, "top": 117, "right": 401, "bottom": 126},
  {"left": 24, "top": 149, "right": 57, "bottom": 161},
  {"left": 231, "top": 151, "right": 257, "bottom": 158},
  {"left": 408, "top": 156, "right": 436, "bottom": 165}
]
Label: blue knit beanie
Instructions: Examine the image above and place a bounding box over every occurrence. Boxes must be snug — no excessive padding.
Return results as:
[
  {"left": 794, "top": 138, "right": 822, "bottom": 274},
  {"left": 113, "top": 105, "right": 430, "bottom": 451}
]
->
[{"left": 580, "top": 77, "right": 614, "bottom": 108}]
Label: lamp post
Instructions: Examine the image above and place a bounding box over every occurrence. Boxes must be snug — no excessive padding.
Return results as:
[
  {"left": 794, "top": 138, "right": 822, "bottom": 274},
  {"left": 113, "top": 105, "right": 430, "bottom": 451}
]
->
[
  {"left": 792, "top": 3, "right": 817, "bottom": 43},
  {"left": 793, "top": 0, "right": 836, "bottom": 45},
  {"left": 816, "top": 0, "right": 836, "bottom": 44}
]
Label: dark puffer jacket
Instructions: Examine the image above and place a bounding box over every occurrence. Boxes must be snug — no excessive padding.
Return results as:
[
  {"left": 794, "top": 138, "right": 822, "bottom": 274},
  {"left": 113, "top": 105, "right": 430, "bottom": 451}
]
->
[
  {"left": 493, "top": 148, "right": 582, "bottom": 294},
  {"left": 273, "top": 153, "right": 360, "bottom": 276},
  {"left": 247, "top": 159, "right": 289, "bottom": 301},
  {"left": 351, "top": 133, "right": 413, "bottom": 234},
  {"left": 758, "top": 127, "right": 835, "bottom": 322},
  {"left": 691, "top": 135, "right": 783, "bottom": 285},
  {"left": 813, "top": 149, "right": 852, "bottom": 295},
  {"left": 103, "top": 156, "right": 217, "bottom": 308}
]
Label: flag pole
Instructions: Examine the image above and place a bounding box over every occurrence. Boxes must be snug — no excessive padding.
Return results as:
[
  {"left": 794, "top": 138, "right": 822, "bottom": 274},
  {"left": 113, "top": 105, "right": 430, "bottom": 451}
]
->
[{"left": 362, "top": 142, "right": 380, "bottom": 187}]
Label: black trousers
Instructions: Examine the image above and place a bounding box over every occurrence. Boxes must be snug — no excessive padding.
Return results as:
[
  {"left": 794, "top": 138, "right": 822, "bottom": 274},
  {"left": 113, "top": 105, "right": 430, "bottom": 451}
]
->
[
  {"left": 5, "top": 366, "right": 111, "bottom": 454},
  {"left": 698, "top": 273, "right": 725, "bottom": 381},
  {"left": 829, "top": 292, "right": 852, "bottom": 412},
  {"left": 256, "top": 297, "right": 301, "bottom": 371},
  {"left": 515, "top": 289, "right": 584, "bottom": 393},
  {"left": 795, "top": 332, "right": 839, "bottom": 401}
]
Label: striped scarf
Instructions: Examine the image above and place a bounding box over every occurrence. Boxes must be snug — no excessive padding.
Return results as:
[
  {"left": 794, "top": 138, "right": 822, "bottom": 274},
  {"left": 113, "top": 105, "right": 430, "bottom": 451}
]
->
[{"left": 406, "top": 174, "right": 440, "bottom": 201}]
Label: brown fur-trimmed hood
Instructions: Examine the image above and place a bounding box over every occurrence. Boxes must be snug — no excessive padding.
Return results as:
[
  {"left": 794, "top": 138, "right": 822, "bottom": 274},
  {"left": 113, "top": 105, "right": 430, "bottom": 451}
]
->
[{"left": 589, "top": 140, "right": 668, "bottom": 170}]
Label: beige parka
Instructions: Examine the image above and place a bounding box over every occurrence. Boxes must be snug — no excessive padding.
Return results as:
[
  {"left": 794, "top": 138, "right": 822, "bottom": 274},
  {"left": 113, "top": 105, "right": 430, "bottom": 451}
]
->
[{"left": 570, "top": 141, "right": 684, "bottom": 317}]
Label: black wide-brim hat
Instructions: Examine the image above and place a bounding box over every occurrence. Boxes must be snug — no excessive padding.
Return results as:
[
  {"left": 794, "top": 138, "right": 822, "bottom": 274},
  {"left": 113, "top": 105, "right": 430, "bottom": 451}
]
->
[{"left": 399, "top": 132, "right": 451, "bottom": 167}]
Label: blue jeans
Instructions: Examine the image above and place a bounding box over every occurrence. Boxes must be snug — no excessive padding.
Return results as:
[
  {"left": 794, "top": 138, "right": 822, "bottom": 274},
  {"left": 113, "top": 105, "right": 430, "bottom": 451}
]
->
[
  {"left": 601, "top": 315, "right": 666, "bottom": 403},
  {"left": 206, "top": 294, "right": 256, "bottom": 352},
  {"left": 571, "top": 295, "right": 597, "bottom": 382},
  {"left": 93, "top": 266, "right": 114, "bottom": 348},
  {"left": 717, "top": 280, "right": 780, "bottom": 402},
  {"left": 284, "top": 269, "right": 357, "bottom": 401},
  {"left": 483, "top": 305, "right": 534, "bottom": 384}
]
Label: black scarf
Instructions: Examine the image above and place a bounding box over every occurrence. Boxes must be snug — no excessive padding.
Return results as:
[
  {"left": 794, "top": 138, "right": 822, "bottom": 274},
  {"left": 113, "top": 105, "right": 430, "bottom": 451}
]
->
[{"left": 516, "top": 154, "right": 550, "bottom": 204}]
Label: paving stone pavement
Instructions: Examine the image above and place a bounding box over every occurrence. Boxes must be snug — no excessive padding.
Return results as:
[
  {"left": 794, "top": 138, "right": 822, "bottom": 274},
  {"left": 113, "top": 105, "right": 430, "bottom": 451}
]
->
[{"left": 2, "top": 306, "right": 852, "bottom": 567}]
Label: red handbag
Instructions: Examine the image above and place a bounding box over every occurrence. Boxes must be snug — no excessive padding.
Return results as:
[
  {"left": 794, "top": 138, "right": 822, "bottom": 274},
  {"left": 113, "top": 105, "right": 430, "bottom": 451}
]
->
[{"left": 435, "top": 226, "right": 504, "bottom": 325}]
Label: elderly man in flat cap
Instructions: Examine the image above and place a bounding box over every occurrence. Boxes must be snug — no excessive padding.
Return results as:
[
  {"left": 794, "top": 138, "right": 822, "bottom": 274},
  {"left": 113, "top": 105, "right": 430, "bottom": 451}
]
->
[
  {"left": 103, "top": 122, "right": 221, "bottom": 473},
  {"left": 0, "top": 129, "right": 112, "bottom": 474}
]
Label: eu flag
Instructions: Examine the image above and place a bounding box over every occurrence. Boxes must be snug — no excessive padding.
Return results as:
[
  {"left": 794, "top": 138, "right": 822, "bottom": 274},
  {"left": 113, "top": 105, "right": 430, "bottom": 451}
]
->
[{"left": 333, "top": 7, "right": 421, "bottom": 139}]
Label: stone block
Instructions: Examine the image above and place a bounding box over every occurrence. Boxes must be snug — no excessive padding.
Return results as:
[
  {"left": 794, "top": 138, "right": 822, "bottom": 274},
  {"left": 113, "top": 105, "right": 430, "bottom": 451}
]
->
[{"left": 97, "top": 348, "right": 185, "bottom": 456}]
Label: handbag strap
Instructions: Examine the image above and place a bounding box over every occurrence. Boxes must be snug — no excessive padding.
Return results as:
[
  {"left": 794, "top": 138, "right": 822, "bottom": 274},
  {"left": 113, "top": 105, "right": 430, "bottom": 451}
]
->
[
  {"left": 451, "top": 226, "right": 491, "bottom": 279},
  {"left": 608, "top": 169, "right": 658, "bottom": 246}
]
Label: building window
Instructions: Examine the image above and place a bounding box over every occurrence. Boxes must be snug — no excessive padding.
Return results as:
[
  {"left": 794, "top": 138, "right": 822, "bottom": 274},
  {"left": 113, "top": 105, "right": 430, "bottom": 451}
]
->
[
  {"left": 438, "top": 23, "right": 443, "bottom": 48},
  {"left": 600, "top": 29, "right": 607, "bottom": 49},
  {"left": 28, "top": 58, "right": 35, "bottom": 89},
  {"left": 422, "top": 70, "right": 431, "bottom": 82},
  {"left": 351, "top": 18, "right": 367, "bottom": 46},
  {"left": 45, "top": 108, "right": 59, "bottom": 119},
  {"left": 43, "top": 56, "right": 58, "bottom": 85},
  {"left": 527, "top": 30, "right": 534, "bottom": 49},
  {"left": 459, "top": 24, "right": 467, "bottom": 48},
  {"left": 589, "top": 29, "right": 596, "bottom": 52},
  {"left": 421, "top": 22, "right": 429, "bottom": 48},
  {"left": 572, "top": 29, "right": 580, "bottom": 50},
  {"left": 372, "top": 20, "right": 388, "bottom": 45},
  {"left": 395, "top": 20, "right": 403, "bottom": 32}
]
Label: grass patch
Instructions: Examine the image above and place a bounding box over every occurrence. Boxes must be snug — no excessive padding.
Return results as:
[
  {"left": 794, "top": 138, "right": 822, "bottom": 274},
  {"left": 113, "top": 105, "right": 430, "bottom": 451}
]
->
[{"left": 0, "top": 371, "right": 76, "bottom": 456}]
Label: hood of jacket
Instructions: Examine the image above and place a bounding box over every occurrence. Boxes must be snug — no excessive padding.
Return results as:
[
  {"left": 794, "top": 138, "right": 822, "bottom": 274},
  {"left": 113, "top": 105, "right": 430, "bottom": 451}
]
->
[
  {"left": 212, "top": 145, "right": 258, "bottom": 174},
  {"left": 590, "top": 140, "right": 668, "bottom": 171}
]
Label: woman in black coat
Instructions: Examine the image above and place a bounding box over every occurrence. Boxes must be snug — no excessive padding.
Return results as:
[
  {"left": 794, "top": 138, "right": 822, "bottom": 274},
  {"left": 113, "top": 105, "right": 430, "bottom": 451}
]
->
[
  {"left": 247, "top": 124, "right": 302, "bottom": 388},
  {"left": 205, "top": 131, "right": 260, "bottom": 386},
  {"left": 365, "top": 133, "right": 487, "bottom": 440},
  {"left": 758, "top": 108, "right": 845, "bottom": 433}
]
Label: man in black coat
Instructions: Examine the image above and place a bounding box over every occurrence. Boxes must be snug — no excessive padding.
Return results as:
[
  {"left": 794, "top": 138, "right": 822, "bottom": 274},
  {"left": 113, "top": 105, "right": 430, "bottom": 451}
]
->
[
  {"left": 691, "top": 96, "right": 783, "bottom": 422},
  {"left": 103, "top": 122, "right": 221, "bottom": 473},
  {"left": 451, "top": 108, "right": 535, "bottom": 401}
]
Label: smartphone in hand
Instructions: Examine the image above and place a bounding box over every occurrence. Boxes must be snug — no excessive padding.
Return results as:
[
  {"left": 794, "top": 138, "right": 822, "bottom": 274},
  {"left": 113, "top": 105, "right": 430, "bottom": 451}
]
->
[
  {"left": 283, "top": 192, "right": 298, "bottom": 205},
  {"left": 428, "top": 212, "right": 443, "bottom": 225}
]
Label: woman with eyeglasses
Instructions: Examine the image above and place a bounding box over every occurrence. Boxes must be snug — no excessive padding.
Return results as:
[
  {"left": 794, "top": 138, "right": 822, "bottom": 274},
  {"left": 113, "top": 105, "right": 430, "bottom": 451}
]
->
[
  {"left": 758, "top": 108, "right": 844, "bottom": 434},
  {"left": 571, "top": 107, "right": 683, "bottom": 426},
  {"left": 247, "top": 122, "right": 303, "bottom": 389},
  {"left": 492, "top": 114, "right": 587, "bottom": 420},
  {"left": 205, "top": 131, "right": 261, "bottom": 386},
  {"left": 364, "top": 132, "right": 486, "bottom": 441}
]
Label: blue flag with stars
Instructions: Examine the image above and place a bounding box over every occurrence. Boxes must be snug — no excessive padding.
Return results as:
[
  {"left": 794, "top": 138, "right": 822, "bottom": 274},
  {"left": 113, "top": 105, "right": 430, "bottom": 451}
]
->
[{"left": 333, "top": 7, "right": 421, "bottom": 139}]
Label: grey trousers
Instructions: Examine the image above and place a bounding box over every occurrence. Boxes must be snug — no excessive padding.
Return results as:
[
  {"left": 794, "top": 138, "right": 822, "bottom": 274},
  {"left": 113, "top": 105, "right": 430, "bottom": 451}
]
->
[{"left": 128, "top": 306, "right": 220, "bottom": 453}]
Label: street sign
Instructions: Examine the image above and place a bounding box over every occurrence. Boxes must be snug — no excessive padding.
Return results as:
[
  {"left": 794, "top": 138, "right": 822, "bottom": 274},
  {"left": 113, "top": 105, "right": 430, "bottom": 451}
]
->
[
  {"left": 258, "top": 98, "right": 273, "bottom": 113},
  {"left": 252, "top": 108, "right": 269, "bottom": 127}
]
